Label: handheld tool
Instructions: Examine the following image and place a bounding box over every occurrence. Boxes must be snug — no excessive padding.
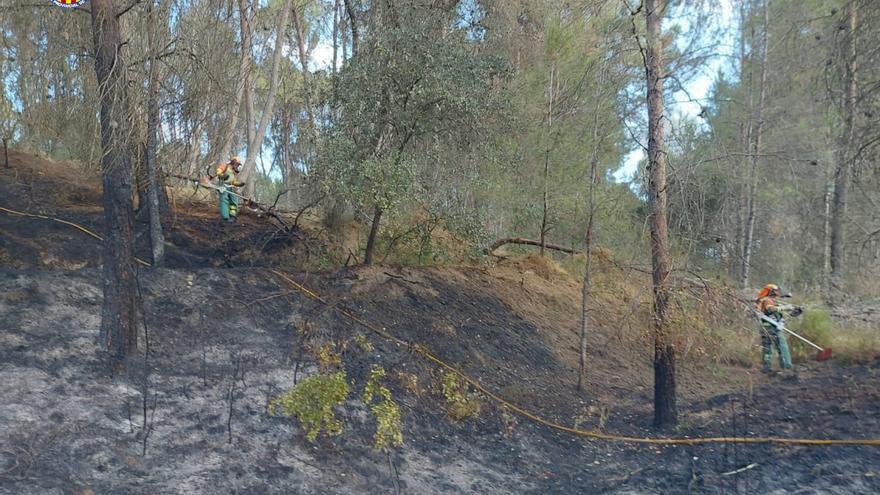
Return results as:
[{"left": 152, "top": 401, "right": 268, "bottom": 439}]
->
[{"left": 756, "top": 312, "right": 833, "bottom": 361}]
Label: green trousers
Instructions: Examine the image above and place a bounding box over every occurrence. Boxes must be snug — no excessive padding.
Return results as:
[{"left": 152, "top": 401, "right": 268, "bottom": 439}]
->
[
  {"left": 218, "top": 189, "right": 239, "bottom": 220},
  {"left": 761, "top": 325, "right": 793, "bottom": 370}
]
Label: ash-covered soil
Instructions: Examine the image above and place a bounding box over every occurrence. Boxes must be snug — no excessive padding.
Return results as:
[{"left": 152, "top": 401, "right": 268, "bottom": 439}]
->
[{"left": 1, "top": 267, "right": 879, "bottom": 495}]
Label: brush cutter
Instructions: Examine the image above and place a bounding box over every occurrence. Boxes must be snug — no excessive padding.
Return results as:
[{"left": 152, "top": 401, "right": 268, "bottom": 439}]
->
[{"left": 756, "top": 311, "right": 833, "bottom": 362}]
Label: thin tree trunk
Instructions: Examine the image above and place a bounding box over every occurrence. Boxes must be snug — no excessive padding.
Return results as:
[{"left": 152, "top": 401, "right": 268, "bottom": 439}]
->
[
  {"left": 145, "top": 5, "right": 165, "bottom": 267},
  {"left": 292, "top": 0, "right": 317, "bottom": 176},
  {"left": 91, "top": 0, "right": 138, "bottom": 362},
  {"left": 219, "top": 0, "right": 253, "bottom": 164},
  {"left": 240, "top": 0, "right": 294, "bottom": 197},
  {"left": 578, "top": 59, "right": 609, "bottom": 391},
  {"left": 292, "top": 0, "right": 315, "bottom": 127},
  {"left": 343, "top": 0, "right": 359, "bottom": 55},
  {"left": 822, "top": 155, "right": 833, "bottom": 295},
  {"left": 540, "top": 65, "right": 555, "bottom": 256},
  {"left": 540, "top": 149, "right": 550, "bottom": 255},
  {"left": 741, "top": 0, "right": 769, "bottom": 290},
  {"left": 829, "top": 2, "right": 858, "bottom": 296},
  {"left": 578, "top": 145, "right": 598, "bottom": 392},
  {"left": 364, "top": 204, "right": 383, "bottom": 265},
  {"left": 3, "top": 138, "right": 8, "bottom": 168},
  {"left": 733, "top": 0, "right": 752, "bottom": 281},
  {"left": 646, "top": 0, "right": 676, "bottom": 429},
  {"left": 332, "top": 0, "right": 340, "bottom": 73},
  {"left": 186, "top": 111, "right": 203, "bottom": 177},
  {"left": 240, "top": 0, "right": 256, "bottom": 155}
]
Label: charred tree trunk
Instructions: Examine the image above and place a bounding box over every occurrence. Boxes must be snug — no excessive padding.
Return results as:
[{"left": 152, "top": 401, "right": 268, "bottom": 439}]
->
[
  {"left": 91, "top": 0, "right": 139, "bottom": 361},
  {"left": 364, "top": 204, "right": 383, "bottom": 266},
  {"left": 645, "top": 0, "right": 676, "bottom": 429},
  {"left": 145, "top": 3, "right": 165, "bottom": 267},
  {"left": 829, "top": 2, "right": 858, "bottom": 296}
]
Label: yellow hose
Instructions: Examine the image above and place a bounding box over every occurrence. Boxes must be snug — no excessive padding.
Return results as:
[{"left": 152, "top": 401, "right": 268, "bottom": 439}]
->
[{"left": 0, "top": 206, "right": 151, "bottom": 267}]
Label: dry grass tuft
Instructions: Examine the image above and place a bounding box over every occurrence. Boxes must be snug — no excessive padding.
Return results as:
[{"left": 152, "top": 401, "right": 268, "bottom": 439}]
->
[{"left": 830, "top": 324, "right": 880, "bottom": 365}]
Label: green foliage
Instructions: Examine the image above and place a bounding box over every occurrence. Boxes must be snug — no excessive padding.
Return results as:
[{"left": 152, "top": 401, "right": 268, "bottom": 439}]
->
[
  {"left": 788, "top": 308, "right": 833, "bottom": 360},
  {"left": 440, "top": 371, "right": 481, "bottom": 421},
  {"left": 315, "top": 342, "right": 342, "bottom": 372},
  {"left": 318, "top": 4, "right": 507, "bottom": 261},
  {"left": 354, "top": 334, "right": 374, "bottom": 353},
  {"left": 362, "top": 366, "right": 403, "bottom": 450},
  {"left": 269, "top": 372, "right": 349, "bottom": 442}
]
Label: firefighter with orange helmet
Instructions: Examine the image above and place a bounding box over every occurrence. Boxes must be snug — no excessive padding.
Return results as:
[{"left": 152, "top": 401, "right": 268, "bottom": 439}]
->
[
  {"left": 755, "top": 283, "right": 797, "bottom": 373},
  {"left": 214, "top": 156, "right": 245, "bottom": 223}
]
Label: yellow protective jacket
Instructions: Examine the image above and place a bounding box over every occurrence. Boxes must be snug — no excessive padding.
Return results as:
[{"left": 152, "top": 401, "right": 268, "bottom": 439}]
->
[{"left": 216, "top": 162, "right": 244, "bottom": 187}]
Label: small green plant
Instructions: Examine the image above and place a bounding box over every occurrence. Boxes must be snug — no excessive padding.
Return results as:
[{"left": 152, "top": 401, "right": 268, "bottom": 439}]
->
[
  {"left": 572, "top": 405, "right": 608, "bottom": 431},
  {"left": 789, "top": 309, "right": 833, "bottom": 361},
  {"left": 354, "top": 334, "right": 374, "bottom": 353},
  {"left": 499, "top": 407, "right": 518, "bottom": 438},
  {"left": 396, "top": 371, "right": 422, "bottom": 398},
  {"left": 315, "top": 343, "right": 342, "bottom": 372},
  {"left": 269, "top": 372, "right": 349, "bottom": 442},
  {"left": 440, "top": 371, "right": 481, "bottom": 421},
  {"left": 362, "top": 366, "right": 403, "bottom": 450}
]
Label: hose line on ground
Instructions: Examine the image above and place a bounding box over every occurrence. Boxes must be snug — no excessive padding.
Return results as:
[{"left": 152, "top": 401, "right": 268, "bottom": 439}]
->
[{"left": 0, "top": 206, "right": 150, "bottom": 267}]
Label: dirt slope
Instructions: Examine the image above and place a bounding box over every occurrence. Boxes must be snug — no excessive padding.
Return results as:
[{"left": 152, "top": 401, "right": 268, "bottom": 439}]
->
[{"left": 1, "top": 152, "right": 879, "bottom": 494}]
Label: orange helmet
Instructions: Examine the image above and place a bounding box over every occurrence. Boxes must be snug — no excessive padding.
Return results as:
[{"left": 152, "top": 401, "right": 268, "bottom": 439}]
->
[{"left": 757, "top": 283, "right": 780, "bottom": 300}]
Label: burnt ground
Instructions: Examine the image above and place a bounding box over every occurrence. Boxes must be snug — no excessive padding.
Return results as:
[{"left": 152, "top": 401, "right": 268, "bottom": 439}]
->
[
  {"left": 1, "top": 151, "right": 880, "bottom": 494},
  {"left": 0, "top": 150, "right": 311, "bottom": 271}
]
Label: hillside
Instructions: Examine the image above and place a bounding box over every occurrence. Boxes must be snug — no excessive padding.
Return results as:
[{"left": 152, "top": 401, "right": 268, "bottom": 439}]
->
[{"left": 1, "top": 152, "right": 879, "bottom": 494}]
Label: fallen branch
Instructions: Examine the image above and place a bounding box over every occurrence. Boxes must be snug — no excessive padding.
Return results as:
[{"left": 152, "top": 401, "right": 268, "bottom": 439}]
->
[
  {"left": 721, "top": 463, "right": 758, "bottom": 477},
  {"left": 486, "top": 237, "right": 581, "bottom": 255}
]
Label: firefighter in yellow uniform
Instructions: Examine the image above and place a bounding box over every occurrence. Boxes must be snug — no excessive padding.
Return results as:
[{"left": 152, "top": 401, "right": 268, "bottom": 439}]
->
[{"left": 215, "top": 156, "right": 245, "bottom": 223}]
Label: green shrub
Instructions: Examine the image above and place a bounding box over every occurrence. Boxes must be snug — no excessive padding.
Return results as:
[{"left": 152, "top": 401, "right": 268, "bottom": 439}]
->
[
  {"left": 440, "top": 371, "right": 482, "bottom": 421},
  {"left": 788, "top": 309, "right": 832, "bottom": 361},
  {"left": 362, "top": 366, "right": 403, "bottom": 450},
  {"left": 269, "top": 372, "right": 349, "bottom": 442},
  {"left": 315, "top": 343, "right": 343, "bottom": 372},
  {"left": 354, "top": 334, "right": 374, "bottom": 353}
]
